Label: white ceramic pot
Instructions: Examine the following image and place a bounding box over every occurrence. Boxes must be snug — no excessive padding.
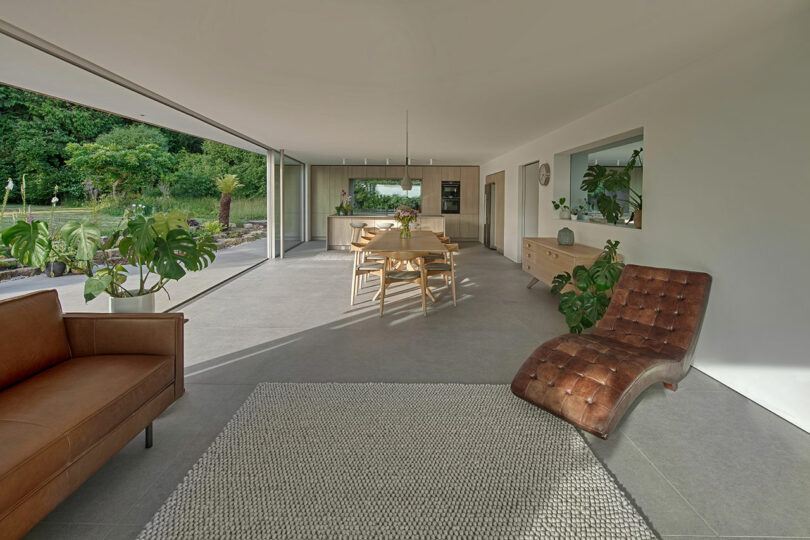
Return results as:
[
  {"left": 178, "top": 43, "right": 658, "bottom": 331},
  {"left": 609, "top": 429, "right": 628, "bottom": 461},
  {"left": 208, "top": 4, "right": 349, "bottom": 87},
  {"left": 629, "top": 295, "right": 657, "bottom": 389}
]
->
[
  {"left": 109, "top": 293, "right": 156, "bottom": 313},
  {"left": 559, "top": 208, "right": 571, "bottom": 220}
]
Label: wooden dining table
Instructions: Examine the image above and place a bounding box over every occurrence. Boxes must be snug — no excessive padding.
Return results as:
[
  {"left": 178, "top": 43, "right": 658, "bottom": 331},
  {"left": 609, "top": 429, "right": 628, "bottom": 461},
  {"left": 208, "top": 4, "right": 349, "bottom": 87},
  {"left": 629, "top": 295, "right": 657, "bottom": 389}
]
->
[
  {"left": 362, "top": 229, "right": 447, "bottom": 254},
  {"left": 361, "top": 229, "right": 447, "bottom": 305}
]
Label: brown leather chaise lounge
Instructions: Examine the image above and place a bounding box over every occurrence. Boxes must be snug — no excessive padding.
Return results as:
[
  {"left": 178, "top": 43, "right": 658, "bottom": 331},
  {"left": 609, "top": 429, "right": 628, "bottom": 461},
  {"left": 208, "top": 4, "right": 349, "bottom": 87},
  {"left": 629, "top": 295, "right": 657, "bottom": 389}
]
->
[
  {"left": 0, "top": 290, "right": 185, "bottom": 539},
  {"left": 512, "top": 264, "right": 711, "bottom": 439}
]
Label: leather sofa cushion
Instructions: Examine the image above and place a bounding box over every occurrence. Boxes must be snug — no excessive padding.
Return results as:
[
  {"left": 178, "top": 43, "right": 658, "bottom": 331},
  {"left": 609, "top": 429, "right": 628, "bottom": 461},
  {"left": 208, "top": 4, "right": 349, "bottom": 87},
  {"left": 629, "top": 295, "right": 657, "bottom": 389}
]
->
[
  {"left": 0, "top": 290, "right": 71, "bottom": 390},
  {"left": 0, "top": 354, "right": 173, "bottom": 517}
]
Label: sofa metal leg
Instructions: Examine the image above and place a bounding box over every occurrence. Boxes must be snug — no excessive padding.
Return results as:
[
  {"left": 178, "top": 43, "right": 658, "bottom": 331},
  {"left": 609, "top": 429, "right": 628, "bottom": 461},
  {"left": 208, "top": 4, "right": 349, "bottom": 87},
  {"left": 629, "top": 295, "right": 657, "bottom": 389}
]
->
[
  {"left": 663, "top": 382, "right": 678, "bottom": 391},
  {"left": 145, "top": 422, "right": 153, "bottom": 449}
]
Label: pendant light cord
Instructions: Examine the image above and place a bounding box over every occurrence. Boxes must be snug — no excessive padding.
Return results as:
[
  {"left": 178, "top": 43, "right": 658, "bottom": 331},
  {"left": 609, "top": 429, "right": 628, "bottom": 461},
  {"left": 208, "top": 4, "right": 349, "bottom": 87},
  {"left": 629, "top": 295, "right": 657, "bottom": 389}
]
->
[{"left": 405, "top": 109, "right": 409, "bottom": 172}]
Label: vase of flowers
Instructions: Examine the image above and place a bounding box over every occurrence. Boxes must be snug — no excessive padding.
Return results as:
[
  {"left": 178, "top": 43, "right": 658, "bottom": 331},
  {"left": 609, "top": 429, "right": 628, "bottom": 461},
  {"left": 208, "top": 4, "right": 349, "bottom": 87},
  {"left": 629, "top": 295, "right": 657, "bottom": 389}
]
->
[{"left": 393, "top": 205, "right": 418, "bottom": 238}]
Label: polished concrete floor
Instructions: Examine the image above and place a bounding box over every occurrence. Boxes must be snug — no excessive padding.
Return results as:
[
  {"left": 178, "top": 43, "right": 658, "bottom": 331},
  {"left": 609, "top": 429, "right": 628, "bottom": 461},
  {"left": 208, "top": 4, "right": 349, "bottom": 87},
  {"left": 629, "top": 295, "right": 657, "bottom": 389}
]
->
[{"left": 25, "top": 242, "right": 810, "bottom": 539}]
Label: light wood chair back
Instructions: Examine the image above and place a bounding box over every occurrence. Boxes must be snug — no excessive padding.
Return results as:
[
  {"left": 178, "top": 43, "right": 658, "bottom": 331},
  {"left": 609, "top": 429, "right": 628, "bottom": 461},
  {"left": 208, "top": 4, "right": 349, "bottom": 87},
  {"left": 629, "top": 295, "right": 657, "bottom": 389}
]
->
[
  {"left": 378, "top": 251, "right": 431, "bottom": 317},
  {"left": 424, "top": 243, "right": 459, "bottom": 307}
]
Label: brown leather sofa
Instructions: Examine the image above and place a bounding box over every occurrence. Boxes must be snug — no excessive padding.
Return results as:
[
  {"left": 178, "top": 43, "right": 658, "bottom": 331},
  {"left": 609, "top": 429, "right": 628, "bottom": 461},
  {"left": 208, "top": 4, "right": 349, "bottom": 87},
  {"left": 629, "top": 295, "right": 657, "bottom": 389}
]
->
[
  {"left": 512, "top": 264, "right": 711, "bottom": 439},
  {"left": 0, "top": 290, "right": 184, "bottom": 539}
]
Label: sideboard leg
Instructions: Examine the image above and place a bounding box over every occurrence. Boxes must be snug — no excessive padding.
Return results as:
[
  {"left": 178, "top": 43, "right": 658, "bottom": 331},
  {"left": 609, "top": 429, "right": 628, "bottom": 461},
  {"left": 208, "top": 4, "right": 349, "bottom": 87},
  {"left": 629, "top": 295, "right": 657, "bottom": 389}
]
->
[
  {"left": 145, "top": 422, "right": 153, "bottom": 448},
  {"left": 526, "top": 278, "right": 539, "bottom": 289}
]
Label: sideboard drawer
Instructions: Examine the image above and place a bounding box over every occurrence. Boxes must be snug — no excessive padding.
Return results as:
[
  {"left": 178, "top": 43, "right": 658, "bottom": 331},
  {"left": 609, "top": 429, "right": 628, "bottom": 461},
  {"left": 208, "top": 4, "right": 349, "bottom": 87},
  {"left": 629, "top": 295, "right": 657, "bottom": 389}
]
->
[{"left": 538, "top": 247, "right": 574, "bottom": 271}]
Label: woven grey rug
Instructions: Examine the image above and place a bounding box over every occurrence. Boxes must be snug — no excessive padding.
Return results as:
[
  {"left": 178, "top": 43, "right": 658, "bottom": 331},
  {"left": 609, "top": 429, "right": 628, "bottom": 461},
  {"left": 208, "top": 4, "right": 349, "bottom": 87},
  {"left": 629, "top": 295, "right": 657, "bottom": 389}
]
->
[{"left": 139, "top": 383, "right": 657, "bottom": 539}]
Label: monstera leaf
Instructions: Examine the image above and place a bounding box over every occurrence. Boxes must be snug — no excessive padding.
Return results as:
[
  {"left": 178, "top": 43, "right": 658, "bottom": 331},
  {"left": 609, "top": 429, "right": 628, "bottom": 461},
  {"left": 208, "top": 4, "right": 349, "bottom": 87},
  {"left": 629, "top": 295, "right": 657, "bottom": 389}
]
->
[
  {"left": 119, "top": 215, "right": 155, "bottom": 262},
  {"left": 558, "top": 291, "right": 584, "bottom": 333},
  {"left": 152, "top": 229, "right": 200, "bottom": 280},
  {"left": 550, "top": 271, "right": 572, "bottom": 296},
  {"left": 84, "top": 274, "right": 113, "bottom": 302},
  {"left": 1, "top": 220, "right": 50, "bottom": 267},
  {"left": 191, "top": 234, "right": 217, "bottom": 271},
  {"left": 121, "top": 216, "right": 156, "bottom": 259},
  {"left": 580, "top": 290, "right": 611, "bottom": 330},
  {"left": 151, "top": 210, "right": 188, "bottom": 236},
  {"left": 580, "top": 164, "right": 607, "bottom": 193},
  {"left": 590, "top": 257, "right": 624, "bottom": 291},
  {"left": 60, "top": 221, "right": 101, "bottom": 261}
]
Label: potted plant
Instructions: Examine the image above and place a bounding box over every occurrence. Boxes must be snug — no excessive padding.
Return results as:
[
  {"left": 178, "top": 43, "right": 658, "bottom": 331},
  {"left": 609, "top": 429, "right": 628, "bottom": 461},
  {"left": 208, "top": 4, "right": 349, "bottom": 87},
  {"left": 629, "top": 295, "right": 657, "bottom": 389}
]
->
[
  {"left": 550, "top": 240, "right": 624, "bottom": 333},
  {"left": 552, "top": 197, "right": 571, "bottom": 219},
  {"left": 86, "top": 209, "right": 217, "bottom": 312},
  {"left": 393, "top": 205, "right": 418, "bottom": 238},
  {"left": 580, "top": 148, "right": 643, "bottom": 228},
  {"left": 215, "top": 174, "right": 243, "bottom": 230},
  {"left": 335, "top": 189, "right": 352, "bottom": 216}
]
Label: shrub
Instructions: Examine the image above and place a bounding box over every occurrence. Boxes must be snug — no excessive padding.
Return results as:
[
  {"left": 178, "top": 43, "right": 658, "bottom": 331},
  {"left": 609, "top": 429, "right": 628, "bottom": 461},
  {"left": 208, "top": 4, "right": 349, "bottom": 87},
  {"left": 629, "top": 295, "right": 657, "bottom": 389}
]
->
[{"left": 201, "top": 220, "right": 223, "bottom": 235}]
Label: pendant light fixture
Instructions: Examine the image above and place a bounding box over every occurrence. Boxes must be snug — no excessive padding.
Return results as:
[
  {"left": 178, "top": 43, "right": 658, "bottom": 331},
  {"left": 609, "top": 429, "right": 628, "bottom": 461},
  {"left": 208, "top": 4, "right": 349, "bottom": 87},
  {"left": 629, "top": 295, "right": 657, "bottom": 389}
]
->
[{"left": 401, "top": 110, "right": 412, "bottom": 191}]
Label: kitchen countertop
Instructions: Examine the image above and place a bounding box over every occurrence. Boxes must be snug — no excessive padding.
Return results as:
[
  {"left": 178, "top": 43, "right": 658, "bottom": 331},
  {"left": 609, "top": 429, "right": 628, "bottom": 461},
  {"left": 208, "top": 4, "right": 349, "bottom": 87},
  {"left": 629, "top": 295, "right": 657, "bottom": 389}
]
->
[{"left": 328, "top": 214, "right": 444, "bottom": 218}]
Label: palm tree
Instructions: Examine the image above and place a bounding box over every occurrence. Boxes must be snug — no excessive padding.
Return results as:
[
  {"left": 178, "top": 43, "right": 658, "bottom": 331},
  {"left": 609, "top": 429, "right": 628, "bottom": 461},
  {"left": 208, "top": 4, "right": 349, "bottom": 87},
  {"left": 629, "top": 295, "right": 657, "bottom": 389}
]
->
[{"left": 215, "top": 174, "right": 243, "bottom": 229}]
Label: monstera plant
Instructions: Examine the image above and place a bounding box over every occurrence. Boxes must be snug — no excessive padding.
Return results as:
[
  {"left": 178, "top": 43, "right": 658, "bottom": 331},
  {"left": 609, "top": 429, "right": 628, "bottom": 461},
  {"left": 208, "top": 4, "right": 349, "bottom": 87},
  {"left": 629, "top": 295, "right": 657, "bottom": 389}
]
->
[
  {"left": 83, "top": 210, "right": 216, "bottom": 302},
  {"left": 580, "top": 148, "right": 643, "bottom": 225},
  {"left": 550, "top": 240, "right": 624, "bottom": 334}
]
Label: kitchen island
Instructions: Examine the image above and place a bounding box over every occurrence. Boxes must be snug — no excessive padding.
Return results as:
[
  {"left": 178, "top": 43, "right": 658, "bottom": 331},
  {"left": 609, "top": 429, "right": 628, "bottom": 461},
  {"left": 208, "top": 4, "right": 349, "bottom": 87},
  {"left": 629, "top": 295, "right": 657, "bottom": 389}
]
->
[{"left": 326, "top": 214, "right": 445, "bottom": 250}]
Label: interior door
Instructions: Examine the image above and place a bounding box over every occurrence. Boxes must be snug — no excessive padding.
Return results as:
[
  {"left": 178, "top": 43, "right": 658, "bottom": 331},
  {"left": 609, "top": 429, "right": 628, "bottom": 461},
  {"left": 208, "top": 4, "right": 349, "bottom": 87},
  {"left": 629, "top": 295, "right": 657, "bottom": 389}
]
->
[{"left": 484, "top": 183, "right": 494, "bottom": 249}]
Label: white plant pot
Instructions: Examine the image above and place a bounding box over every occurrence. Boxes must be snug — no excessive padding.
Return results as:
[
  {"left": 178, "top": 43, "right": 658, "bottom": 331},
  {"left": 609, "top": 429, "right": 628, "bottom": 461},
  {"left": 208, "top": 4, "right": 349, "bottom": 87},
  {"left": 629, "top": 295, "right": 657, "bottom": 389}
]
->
[
  {"left": 109, "top": 293, "right": 156, "bottom": 313},
  {"left": 559, "top": 208, "right": 571, "bottom": 220}
]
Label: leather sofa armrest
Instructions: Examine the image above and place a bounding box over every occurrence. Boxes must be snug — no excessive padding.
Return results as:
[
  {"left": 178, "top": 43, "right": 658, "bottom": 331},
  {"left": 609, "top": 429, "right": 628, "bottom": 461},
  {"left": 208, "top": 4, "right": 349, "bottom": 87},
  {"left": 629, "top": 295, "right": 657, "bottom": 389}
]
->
[{"left": 63, "top": 312, "right": 185, "bottom": 399}]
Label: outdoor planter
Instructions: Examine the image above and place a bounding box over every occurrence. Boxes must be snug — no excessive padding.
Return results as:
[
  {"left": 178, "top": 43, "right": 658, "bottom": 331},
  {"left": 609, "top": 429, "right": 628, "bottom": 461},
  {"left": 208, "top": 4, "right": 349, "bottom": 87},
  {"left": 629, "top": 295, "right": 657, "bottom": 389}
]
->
[{"left": 44, "top": 262, "right": 67, "bottom": 277}]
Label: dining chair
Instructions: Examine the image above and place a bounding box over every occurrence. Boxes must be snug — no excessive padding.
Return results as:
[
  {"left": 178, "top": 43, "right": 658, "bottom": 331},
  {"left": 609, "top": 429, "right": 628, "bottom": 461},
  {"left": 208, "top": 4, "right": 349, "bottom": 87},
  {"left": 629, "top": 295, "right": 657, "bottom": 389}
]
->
[
  {"left": 425, "top": 243, "right": 459, "bottom": 306},
  {"left": 350, "top": 242, "right": 384, "bottom": 305},
  {"left": 378, "top": 251, "right": 430, "bottom": 317}
]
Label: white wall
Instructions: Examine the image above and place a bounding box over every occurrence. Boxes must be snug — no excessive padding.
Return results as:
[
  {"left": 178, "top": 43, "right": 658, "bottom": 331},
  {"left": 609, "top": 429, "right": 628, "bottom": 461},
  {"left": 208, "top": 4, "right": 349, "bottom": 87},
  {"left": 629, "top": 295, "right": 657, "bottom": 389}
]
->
[{"left": 480, "top": 11, "right": 810, "bottom": 432}]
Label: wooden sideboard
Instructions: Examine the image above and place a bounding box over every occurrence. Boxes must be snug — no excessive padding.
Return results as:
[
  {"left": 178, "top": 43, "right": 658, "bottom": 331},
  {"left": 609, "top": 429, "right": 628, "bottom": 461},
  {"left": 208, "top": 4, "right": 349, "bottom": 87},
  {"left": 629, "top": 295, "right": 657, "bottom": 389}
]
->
[{"left": 523, "top": 238, "right": 615, "bottom": 290}]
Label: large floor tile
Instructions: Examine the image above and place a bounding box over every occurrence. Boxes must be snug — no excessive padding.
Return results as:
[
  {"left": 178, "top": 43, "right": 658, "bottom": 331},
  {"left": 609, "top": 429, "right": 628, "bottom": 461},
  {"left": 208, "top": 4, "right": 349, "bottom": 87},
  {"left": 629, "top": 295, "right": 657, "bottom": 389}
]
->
[
  {"left": 618, "top": 387, "right": 810, "bottom": 537},
  {"left": 584, "top": 432, "right": 717, "bottom": 537}
]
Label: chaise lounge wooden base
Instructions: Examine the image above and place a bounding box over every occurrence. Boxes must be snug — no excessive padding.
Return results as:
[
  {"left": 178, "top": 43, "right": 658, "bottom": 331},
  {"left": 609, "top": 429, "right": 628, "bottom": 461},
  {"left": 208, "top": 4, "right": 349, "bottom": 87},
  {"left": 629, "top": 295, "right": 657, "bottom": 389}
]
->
[{"left": 511, "top": 264, "right": 711, "bottom": 439}]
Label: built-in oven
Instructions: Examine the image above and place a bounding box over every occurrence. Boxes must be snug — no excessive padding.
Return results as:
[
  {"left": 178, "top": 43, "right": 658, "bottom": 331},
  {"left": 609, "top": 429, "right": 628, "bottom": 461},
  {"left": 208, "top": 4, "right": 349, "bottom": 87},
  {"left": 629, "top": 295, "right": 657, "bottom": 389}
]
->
[
  {"left": 441, "top": 197, "right": 460, "bottom": 214},
  {"left": 441, "top": 181, "right": 461, "bottom": 198},
  {"left": 441, "top": 181, "right": 461, "bottom": 214}
]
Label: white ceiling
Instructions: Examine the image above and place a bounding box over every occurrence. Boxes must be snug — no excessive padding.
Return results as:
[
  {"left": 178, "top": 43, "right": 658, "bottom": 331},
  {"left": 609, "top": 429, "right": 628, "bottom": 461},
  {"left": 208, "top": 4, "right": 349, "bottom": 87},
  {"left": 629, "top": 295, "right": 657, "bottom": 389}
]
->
[{"left": 0, "top": 0, "right": 807, "bottom": 165}]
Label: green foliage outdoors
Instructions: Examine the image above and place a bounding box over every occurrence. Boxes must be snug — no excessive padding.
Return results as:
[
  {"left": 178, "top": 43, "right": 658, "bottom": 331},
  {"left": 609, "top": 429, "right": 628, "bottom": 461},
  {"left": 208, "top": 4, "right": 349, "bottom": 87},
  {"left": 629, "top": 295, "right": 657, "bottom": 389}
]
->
[
  {"left": 0, "top": 85, "right": 125, "bottom": 201},
  {"left": 352, "top": 180, "right": 421, "bottom": 212},
  {"left": 0, "top": 85, "right": 267, "bottom": 204},
  {"left": 550, "top": 240, "right": 625, "bottom": 334}
]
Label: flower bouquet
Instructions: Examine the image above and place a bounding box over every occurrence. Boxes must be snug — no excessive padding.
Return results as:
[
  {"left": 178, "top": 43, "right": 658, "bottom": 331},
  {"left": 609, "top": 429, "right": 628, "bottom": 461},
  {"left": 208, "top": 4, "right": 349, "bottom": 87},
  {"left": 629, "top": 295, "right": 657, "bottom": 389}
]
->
[{"left": 393, "top": 205, "right": 418, "bottom": 238}]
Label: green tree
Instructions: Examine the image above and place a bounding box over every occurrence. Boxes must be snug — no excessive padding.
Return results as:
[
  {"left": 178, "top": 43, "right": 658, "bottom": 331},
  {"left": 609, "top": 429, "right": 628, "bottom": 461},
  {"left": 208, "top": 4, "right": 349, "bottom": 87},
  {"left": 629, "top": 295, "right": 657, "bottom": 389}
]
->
[
  {"left": 0, "top": 85, "right": 125, "bottom": 202},
  {"left": 66, "top": 124, "right": 175, "bottom": 199},
  {"left": 96, "top": 124, "right": 169, "bottom": 150},
  {"left": 170, "top": 140, "right": 265, "bottom": 198}
]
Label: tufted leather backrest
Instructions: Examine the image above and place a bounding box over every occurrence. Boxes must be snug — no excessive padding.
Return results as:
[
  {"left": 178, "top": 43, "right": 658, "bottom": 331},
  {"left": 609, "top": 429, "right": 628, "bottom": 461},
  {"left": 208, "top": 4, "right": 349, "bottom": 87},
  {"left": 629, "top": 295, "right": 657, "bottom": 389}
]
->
[
  {"left": 595, "top": 265, "right": 712, "bottom": 361},
  {"left": 0, "top": 289, "right": 71, "bottom": 390}
]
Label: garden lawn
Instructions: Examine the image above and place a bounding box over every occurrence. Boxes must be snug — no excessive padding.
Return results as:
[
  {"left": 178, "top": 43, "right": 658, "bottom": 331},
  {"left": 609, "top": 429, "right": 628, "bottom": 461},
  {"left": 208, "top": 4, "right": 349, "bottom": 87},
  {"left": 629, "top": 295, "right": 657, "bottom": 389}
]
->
[{"left": 0, "top": 197, "right": 267, "bottom": 236}]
